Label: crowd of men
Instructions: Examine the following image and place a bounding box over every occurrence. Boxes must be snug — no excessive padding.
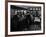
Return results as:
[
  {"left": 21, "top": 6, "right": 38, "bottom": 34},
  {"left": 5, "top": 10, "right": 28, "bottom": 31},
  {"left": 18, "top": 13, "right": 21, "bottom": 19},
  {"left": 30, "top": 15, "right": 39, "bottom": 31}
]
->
[
  {"left": 11, "top": 9, "right": 41, "bottom": 31},
  {"left": 11, "top": 10, "right": 35, "bottom": 31}
]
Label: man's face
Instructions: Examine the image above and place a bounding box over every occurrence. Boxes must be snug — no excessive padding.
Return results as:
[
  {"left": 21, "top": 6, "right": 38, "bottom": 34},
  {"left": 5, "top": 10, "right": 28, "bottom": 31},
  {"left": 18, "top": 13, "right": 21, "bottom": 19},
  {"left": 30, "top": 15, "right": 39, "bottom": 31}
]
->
[{"left": 17, "top": 12, "right": 21, "bottom": 18}]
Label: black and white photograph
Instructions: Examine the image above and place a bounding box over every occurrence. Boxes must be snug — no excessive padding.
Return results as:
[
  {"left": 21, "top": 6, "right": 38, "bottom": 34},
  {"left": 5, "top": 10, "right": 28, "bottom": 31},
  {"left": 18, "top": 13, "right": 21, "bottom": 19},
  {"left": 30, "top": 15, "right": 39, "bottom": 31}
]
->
[
  {"left": 11, "top": 5, "right": 41, "bottom": 31},
  {"left": 8, "top": 2, "right": 45, "bottom": 35}
]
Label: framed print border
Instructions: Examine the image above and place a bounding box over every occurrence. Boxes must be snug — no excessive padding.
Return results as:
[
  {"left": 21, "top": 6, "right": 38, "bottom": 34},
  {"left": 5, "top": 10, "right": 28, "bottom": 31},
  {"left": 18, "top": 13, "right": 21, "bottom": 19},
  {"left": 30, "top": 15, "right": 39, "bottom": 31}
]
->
[{"left": 5, "top": 1, "right": 45, "bottom": 37}]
